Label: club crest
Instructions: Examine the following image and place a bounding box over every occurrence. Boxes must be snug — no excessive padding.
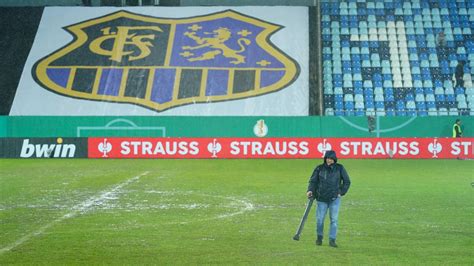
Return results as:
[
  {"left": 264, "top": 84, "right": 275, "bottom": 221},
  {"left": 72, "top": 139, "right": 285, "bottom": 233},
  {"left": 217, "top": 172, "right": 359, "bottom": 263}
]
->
[{"left": 33, "top": 10, "right": 300, "bottom": 112}]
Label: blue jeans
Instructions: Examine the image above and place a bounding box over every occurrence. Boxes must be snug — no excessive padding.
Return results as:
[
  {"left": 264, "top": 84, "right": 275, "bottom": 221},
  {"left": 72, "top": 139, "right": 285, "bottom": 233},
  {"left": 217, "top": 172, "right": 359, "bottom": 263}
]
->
[{"left": 316, "top": 197, "right": 341, "bottom": 240}]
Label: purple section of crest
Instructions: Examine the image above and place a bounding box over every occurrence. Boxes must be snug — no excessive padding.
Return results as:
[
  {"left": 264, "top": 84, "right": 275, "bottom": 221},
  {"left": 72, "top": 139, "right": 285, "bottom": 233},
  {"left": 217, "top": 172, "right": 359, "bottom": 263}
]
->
[
  {"left": 171, "top": 17, "right": 285, "bottom": 69},
  {"left": 151, "top": 68, "right": 175, "bottom": 104},
  {"left": 260, "top": 70, "right": 285, "bottom": 88},
  {"left": 98, "top": 69, "right": 123, "bottom": 96},
  {"left": 47, "top": 68, "right": 70, "bottom": 88},
  {"left": 206, "top": 70, "right": 229, "bottom": 96}
]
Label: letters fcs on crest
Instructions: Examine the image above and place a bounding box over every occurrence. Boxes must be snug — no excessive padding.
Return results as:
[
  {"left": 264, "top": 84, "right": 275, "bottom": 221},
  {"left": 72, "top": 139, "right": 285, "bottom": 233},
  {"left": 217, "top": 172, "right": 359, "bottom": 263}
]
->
[
  {"left": 33, "top": 10, "right": 299, "bottom": 112},
  {"left": 89, "top": 26, "right": 163, "bottom": 62}
]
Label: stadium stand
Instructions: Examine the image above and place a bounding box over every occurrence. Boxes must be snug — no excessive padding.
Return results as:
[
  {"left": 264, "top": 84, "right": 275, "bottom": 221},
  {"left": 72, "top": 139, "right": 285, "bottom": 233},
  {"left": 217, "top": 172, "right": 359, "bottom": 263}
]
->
[{"left": 321, "top": 0, "right": 474, "bottom": 116}]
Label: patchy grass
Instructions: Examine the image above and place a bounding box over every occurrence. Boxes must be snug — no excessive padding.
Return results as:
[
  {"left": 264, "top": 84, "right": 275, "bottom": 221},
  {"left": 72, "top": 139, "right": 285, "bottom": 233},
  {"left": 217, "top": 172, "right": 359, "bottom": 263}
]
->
[{"left": 0, "top": 159, "right": 473, "bottom": 264}]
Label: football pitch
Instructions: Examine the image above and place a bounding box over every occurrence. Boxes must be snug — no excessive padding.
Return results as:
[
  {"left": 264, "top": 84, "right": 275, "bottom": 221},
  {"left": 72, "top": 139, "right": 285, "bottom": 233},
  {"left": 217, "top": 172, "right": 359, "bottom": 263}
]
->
[{"left": 0, "top": 159, "right": 473, "bottom": 264}]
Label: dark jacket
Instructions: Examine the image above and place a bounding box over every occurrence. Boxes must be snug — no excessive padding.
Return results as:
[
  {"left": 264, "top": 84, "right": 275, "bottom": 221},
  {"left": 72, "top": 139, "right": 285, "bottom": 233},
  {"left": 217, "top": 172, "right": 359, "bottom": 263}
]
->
[
  {"left": 307, "top": 150, "right": 351, "bottom": 202},
  {"left": 455, "top": 63, "right": 464, "bottom": 79}
]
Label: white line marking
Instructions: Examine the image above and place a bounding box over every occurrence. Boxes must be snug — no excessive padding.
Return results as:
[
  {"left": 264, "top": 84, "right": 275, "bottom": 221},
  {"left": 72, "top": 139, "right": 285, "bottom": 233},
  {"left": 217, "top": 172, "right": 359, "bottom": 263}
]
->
[
  {"left": 106, "top": 189, "right": 255, "bottom": 223},
  {"left": 170, "top": 192, "right": 255, "bottom": 225},
  {"left": 77, "top": 119, "right": 166, "bottom": 137},
  {"left": 338, "top": 116, "right": 417, "bottom": 133},
  {"left": 0, "top": 171, "right": 149, "bottom": 254},
  {"left": 215, "top": 196, "right": 254, "bottom": 219}
]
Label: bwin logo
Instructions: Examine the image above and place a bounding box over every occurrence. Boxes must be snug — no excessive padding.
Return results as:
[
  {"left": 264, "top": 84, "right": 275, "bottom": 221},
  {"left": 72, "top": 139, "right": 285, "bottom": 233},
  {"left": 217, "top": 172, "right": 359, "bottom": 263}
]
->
[{"left": 20, "top": 138, "right": 76, "bottom": 158}]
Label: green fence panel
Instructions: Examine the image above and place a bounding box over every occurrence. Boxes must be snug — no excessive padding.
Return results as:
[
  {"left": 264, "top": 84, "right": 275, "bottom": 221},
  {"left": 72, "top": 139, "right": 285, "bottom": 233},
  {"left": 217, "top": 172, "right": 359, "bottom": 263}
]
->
[
  {"left": 319, "top": 116, "right": 466, "bottom": 138},
  {"left": 2, "top": 116, "right": 472, "bottom": 138},
  {"left": 0, "top": 116, "right": 6, "bottom": 137}
]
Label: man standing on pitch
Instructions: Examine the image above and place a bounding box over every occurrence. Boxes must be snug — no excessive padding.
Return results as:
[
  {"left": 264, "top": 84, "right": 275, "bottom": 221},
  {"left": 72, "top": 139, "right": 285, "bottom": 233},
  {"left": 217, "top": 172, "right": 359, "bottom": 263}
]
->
[{"left": 306, "top": 150, "right": 351, "bottom": 247}]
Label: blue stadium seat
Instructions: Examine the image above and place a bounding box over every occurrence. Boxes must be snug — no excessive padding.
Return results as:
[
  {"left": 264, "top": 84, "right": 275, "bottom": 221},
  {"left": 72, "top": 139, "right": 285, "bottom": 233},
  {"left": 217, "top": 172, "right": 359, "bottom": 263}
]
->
[{"left": 322, "top": 0, "right": 472, "bottom": 116}]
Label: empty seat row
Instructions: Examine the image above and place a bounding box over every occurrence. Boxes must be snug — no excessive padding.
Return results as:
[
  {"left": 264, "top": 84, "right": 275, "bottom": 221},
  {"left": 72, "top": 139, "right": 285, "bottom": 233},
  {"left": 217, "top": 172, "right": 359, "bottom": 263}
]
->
[{"left": 321, "top": 0, "right": 473, "bottom": 116}]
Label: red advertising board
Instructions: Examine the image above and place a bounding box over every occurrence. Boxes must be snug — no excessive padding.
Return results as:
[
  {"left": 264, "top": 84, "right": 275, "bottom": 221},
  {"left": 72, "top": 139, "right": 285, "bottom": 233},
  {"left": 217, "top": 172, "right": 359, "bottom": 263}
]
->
[{"left": 88, "top": 138, "right": 473, "bottom": 159}]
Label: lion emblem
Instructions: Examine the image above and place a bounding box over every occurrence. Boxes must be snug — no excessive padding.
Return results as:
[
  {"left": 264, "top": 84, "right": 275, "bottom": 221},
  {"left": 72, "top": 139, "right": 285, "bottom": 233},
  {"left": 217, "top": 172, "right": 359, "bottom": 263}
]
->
[{"left": 182, "top": 27, "right": 251, "bottom": 65}]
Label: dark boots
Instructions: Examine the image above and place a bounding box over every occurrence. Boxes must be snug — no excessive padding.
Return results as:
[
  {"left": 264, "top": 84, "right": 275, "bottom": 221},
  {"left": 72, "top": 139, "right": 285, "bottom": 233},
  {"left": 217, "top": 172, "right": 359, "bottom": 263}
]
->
[
  {"left": 315, "top": 235, "right": 323, "bottom": 246},
  {"left": 317, "top": 236, "right": 338, "bottom": 247}
]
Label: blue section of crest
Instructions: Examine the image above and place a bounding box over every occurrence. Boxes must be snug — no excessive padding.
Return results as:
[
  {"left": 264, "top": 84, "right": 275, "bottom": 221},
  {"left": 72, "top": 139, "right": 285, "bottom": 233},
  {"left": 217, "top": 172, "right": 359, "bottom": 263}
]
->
[
  {"left": 47, "top": 68, "right": 70, "bottom": 88},
  {"left": 206, "top": 69, "right": 229, "bottom": 96},
  {"left": 171, "top": 17, "right": 284, "bottom": 69},
  {"left": 260, "top": 70, "right": 285, "bottom": 88},
  {"left": 151, "top": 68, "right": 175, "bottom": 104},
  {"left": 98, "top": 69, "right": 123, "bottom": 96}
]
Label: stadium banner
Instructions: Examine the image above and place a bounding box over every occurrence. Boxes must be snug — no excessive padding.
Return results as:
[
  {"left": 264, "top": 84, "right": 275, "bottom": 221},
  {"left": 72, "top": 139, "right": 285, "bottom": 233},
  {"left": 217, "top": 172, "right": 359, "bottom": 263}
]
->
[
  {"left": 11, "top": 6, "right": 308, "bottom": 116},
  {"left": 88, "top": 137, "right": 474, "bottom": 159},
  {"left": 0, "top": 138, "right": 88, "bottom": 158}
]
